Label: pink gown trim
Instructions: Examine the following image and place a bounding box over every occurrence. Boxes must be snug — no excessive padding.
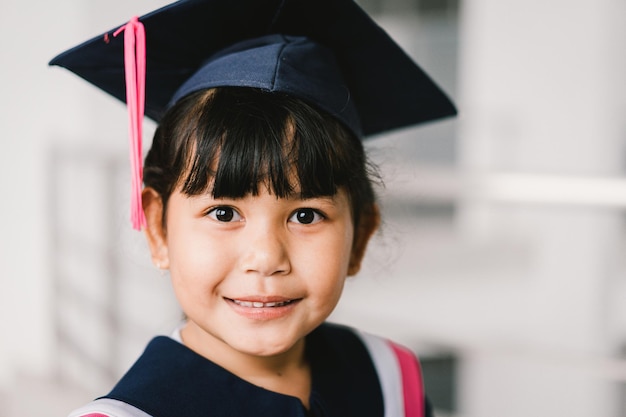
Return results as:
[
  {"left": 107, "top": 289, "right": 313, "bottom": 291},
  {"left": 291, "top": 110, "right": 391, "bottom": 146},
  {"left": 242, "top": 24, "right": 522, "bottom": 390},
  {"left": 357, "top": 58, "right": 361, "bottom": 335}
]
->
[{"left": 389, "top": 341, "right": 425, "bottom": 417}]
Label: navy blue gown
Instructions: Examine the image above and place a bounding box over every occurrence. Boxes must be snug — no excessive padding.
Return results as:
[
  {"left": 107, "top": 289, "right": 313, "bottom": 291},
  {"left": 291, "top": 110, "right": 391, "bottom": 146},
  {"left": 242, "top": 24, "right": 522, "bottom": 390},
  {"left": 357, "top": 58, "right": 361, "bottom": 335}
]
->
[{"left": 67, "top": 322, "right": 432, "bottom": 417}]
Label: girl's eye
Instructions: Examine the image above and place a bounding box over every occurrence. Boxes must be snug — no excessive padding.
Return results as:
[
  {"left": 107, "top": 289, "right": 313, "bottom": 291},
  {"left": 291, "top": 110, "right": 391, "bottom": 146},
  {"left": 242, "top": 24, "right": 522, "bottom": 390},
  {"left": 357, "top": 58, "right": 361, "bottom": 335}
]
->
[
  {"left": 290, "top": 208, "right": 324, "bottom": 225},
  {"left": 207, "top": 206, "right": 242, "bottom": 222}
]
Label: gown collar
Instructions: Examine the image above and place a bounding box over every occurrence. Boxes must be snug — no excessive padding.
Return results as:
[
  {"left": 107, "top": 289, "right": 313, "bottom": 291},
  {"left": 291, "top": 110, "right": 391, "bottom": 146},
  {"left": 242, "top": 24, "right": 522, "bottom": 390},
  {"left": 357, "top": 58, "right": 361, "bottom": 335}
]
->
[{"left": 105, "top": 323, "right": 383, "bottom": 417}]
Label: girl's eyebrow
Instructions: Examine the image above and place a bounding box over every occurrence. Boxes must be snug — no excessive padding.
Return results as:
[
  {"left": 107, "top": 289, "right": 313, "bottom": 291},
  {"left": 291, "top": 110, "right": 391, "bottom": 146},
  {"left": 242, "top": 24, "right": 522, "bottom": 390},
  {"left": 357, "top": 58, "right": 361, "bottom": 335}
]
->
[
  {"left": 295, "top": 195, "right": 337, "bottom": 204},
  {"left": 291, "top": 195, "right": 346, "bottom": 210}
]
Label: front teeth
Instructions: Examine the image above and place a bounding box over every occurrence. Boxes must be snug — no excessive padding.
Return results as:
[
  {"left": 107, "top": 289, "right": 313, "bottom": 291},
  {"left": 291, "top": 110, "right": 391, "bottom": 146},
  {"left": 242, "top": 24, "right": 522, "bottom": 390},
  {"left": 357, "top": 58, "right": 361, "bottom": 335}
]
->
[{"left": 233, "top": 300, "right": 292, "bottom": 308}]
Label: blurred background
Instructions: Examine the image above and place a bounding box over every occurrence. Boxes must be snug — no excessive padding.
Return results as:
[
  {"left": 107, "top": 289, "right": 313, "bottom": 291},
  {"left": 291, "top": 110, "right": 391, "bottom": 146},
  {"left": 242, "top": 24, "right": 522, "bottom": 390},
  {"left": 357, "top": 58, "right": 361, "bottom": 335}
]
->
[{"left": 1, "top": 0, "right": 626, "bottom": 416}]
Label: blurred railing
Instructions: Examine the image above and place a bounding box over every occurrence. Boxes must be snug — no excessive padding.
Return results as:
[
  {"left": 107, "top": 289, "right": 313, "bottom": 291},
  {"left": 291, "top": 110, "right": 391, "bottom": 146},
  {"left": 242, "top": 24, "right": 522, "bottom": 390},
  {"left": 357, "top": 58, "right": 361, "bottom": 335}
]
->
[{"left": 47, "top": 146, "right": 181, "bottom": 395}]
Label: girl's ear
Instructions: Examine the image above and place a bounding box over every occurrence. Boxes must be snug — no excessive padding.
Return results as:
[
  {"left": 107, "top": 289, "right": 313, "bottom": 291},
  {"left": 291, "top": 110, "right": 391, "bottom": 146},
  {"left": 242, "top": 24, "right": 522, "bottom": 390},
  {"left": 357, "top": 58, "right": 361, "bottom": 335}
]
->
[
  {"left": 348, "top": 204, "right": 381, "bottom": 276},
  {"left": 142, "top": 188, "right": 170, "bottom": 270}
]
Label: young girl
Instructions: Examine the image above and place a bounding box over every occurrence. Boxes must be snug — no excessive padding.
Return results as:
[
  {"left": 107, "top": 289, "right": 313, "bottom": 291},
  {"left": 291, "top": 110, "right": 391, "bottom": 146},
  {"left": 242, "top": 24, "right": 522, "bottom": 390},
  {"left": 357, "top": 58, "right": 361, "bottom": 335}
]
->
[{"left": 50, "top": 0, "right": 456, "bottom": 416}]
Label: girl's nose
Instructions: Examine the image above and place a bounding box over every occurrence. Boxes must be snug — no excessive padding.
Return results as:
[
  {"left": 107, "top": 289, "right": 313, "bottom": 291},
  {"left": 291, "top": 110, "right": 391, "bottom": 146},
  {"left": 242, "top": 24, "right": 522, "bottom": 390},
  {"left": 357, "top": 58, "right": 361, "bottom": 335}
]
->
[{"left": 239, "top": 225, "right": 291, "bottom": 277}]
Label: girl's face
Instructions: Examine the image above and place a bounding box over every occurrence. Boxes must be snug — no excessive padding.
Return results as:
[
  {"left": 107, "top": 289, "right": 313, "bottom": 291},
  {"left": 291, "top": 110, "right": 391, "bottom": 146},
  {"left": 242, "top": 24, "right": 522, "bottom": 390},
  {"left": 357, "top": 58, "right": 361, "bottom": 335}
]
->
[{"left": 143, "top": 184, "right": 376, "bottom": 362}]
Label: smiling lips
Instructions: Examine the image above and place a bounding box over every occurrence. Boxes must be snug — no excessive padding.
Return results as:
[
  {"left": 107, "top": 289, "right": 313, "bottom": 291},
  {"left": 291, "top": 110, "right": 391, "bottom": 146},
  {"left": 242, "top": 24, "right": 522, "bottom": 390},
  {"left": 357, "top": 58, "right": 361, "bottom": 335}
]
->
[
  {"left": 232, "top": 299, "right": 296, "bottom": 308},
  {"left": 226, "top": 297, "right": 301, "bottom": 320}
]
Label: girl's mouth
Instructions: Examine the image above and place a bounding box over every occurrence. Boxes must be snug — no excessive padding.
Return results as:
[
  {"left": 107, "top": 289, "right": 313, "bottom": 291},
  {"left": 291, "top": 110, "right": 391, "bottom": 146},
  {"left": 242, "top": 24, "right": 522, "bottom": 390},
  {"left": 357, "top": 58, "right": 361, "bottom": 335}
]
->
[
  {"left": 225, "top": 297, "right": 302, "bottom": 320},
  {"left": 226, "top": 298, "right": 300, "bottom": 308}
]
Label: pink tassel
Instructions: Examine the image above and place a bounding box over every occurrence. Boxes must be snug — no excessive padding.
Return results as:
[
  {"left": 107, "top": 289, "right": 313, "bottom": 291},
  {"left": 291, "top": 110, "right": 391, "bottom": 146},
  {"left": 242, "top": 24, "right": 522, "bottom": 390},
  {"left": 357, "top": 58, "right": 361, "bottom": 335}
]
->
[{"left": 113, "top": 16, "right": 147, "bottom": 230}]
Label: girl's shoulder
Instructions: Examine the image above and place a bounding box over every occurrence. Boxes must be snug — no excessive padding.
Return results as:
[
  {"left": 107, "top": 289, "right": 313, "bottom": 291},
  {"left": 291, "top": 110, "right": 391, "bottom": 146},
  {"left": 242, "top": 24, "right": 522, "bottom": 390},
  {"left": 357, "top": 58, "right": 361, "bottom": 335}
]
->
[
  {"left": 317, "top": 322, "right": 423, "bottom": 370},
  {"left": 67, "top": 397, "right": 152, "bottom": 417},
  {"left": 316, "top": 322, "right": 428, "bottom": 417}
]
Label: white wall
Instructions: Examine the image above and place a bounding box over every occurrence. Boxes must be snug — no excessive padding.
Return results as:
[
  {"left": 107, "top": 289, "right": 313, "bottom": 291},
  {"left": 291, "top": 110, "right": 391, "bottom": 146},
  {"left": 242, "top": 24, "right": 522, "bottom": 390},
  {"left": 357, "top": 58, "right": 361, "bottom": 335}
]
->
[{"left": 451, "top": 0, "right": 626, "bottom": 414}]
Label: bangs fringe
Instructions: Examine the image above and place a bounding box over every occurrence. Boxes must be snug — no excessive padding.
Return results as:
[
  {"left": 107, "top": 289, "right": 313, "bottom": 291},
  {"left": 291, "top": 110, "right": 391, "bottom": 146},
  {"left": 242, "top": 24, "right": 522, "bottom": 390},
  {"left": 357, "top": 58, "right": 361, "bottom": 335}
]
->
[{"left": 180, "top": 88, "right": 353, "bottom": 200}]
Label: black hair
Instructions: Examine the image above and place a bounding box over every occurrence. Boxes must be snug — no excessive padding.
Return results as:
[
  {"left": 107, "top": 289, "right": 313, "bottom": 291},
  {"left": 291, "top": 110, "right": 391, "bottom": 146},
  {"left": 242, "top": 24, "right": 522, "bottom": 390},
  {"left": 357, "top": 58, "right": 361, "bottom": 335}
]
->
[{"left": 143, "top": 87, "right": 379, "bottom": 227}]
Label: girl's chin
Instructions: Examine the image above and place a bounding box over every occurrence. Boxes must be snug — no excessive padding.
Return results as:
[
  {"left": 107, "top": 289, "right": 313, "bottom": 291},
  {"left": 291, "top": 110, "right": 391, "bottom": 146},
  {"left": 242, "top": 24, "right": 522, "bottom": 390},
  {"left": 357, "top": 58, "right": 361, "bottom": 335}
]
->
[
  {"left": 226, "top": 332, "right": 306, "bottom": 358},
  {"left": 184, "top": 314, "right": 322, "bottom": 358}
]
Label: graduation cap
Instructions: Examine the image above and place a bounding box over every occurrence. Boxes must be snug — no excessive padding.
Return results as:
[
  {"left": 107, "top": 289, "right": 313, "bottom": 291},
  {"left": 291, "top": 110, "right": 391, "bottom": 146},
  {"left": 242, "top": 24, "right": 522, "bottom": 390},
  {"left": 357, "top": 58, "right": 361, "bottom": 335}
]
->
[
  {"left": 49, "top": 0, "right": 457, "bottom": 229},
  {"left": 50, "top": 0, "right": 455, "bottom": 136}
]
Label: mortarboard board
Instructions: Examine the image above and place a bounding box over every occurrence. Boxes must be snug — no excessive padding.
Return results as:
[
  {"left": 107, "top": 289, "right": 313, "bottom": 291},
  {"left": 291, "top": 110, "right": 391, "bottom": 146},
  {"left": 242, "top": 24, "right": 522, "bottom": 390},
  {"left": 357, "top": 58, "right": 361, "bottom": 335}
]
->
[{"left": 49, "top": 0, "right": 456, "bottom": 139}]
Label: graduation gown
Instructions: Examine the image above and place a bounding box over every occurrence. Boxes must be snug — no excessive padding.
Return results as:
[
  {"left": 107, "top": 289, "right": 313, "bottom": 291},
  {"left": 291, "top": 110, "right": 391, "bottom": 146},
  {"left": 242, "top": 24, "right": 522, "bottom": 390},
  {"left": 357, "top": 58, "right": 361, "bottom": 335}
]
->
[{"left": 67, "top": 322, "right": 431, "bottom": 417}]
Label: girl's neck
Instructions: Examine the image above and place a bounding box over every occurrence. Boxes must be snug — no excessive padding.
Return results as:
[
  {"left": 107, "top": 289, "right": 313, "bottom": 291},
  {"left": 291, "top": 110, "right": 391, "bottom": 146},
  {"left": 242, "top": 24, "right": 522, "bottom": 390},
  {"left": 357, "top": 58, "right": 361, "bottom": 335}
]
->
[{"left": 180, "top": 322, "right": 312, "bottom": 408}]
